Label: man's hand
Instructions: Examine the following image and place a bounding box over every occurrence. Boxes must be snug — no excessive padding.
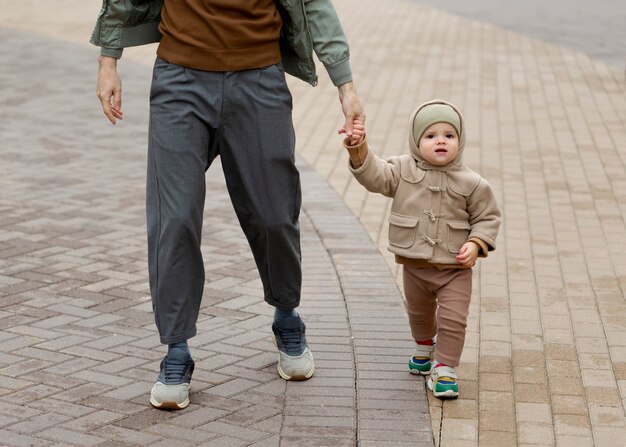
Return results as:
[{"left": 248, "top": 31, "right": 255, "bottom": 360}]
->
[
  {"left": 337, "top": 81, "right": 365, "bottom": 145},
  {"left": 456, "top": 241, "right": 479, "bottom": 267},
  {"left": 97, "top": 56, "right": 123, "bottom": 124}
]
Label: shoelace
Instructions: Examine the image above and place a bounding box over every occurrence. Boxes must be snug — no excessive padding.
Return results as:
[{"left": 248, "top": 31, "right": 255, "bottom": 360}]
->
[
  {"left": 162, "top": 358, "right": 189, "bottom": 384},
  {"left": 276, "top": 327, "right": 304, "bottom": 356}
]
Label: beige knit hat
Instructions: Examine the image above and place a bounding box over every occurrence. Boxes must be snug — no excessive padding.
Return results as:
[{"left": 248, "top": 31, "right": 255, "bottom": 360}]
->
[{"left": 412, "top": 103, "right": 462, "bottom": 146}]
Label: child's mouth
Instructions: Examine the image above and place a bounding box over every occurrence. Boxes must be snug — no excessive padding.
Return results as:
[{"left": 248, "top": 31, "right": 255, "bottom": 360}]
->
[{"left": 435, "top": 149, "right": 447, "bottom": 153}]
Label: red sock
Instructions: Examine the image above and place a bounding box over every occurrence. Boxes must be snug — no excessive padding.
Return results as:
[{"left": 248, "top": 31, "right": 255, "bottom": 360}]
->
[{"left": 416, "top": 339, "right": 434, "bottom": 346}]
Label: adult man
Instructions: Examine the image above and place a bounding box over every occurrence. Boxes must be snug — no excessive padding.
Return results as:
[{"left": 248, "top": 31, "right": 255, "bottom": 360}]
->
[{"left": 92, "top": 0, "right": 364, "bottom": 410}]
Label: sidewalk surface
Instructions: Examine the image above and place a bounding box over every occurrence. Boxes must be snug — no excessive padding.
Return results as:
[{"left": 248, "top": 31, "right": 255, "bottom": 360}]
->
[{"left": 1, "top": 1, "right": 625, "bottom": 446}]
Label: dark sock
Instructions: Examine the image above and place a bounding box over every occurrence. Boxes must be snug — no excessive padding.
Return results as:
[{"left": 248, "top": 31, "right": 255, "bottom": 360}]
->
[
  {"left": 168, "top": 341, "right": 190, "bottom": 356},
  {"left": 273, "top": 307, "right": 298, "bottom": 322}
]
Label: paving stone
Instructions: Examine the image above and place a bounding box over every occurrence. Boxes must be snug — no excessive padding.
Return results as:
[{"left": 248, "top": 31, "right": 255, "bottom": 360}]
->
[
  {"left": 0, "top": 430, "right": 52, "bottom": 447},
  {"left": 2, "top": 1, "right": 625, "bottom": 446},
  {"left": 197, "top": 420, "right": 271, "bottom": 442}
]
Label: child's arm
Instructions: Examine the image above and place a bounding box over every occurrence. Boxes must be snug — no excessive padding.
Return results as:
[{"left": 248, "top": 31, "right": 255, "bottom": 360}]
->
[
  {"left": 340, "top": 118, "right": 402, "bottom": 197},
  {"left": 467, "top": 179, "right": 501, "bottom": 253},
  {"left": 340, "top": 118, "right": 367, "bottom": 167}
]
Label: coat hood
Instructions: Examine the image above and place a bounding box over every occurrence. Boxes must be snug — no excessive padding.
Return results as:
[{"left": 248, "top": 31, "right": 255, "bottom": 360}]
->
[{"left": 408, "top": 99, "right": 466, "bottom": 171}]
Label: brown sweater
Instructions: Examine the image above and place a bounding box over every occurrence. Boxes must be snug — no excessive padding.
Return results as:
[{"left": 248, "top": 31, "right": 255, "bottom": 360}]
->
[{"left": 157, "top": 0, "right": 282, "bottom": 72}]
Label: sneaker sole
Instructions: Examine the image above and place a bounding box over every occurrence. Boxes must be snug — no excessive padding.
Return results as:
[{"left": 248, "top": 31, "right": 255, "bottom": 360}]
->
[
  {"left": 273, "top": 336, "right": 315, "bottom": 381},
  {"left": 149, "top": 396, "right": 190, "bottom": 410},
  {"left": 409, "top": 360, "right": 432, "bottom": 376},
  {"left": 427, "top": 377, "right": 459, "bottom": 399},
  {"left": 276, "top": 359, "right": 315, "bottom": 381}
]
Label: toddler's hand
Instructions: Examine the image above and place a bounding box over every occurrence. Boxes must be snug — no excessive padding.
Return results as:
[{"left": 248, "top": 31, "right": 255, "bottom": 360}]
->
[
  {"left": 456, "top": 241, "right": 479, "bottom": 267},
  {"left": 339, "top": 118, "right": 365, "bottom": 146}
]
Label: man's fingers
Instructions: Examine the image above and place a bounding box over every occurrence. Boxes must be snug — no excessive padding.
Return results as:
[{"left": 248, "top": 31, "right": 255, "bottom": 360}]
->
[
  {"left": 96, "top": 87, "right": 124, "bottom": 125},
  {"left": 113, "top": 89, "right": 122, "bottom": 113},
  {"left": 98, "top": 94, "right": 117, "bottom": 124},
  {"left": 96, "top": 57, "right": 122, "bottom": 125},
  {"left": 104, "top": 108, "right": 116, "bottom": 125},
  {"left": 100, "top": 99, "right": 115, "bottom": 125},
  {"left": 343, "top": 118, "right": 354, "bottom": 136}
]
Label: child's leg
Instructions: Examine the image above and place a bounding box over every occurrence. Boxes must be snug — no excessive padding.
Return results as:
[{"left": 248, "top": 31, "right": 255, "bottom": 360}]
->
[
  {"left": 404, "top": 266, "right": 438, "bottom": 375},
  {"left": 433, "top": 269, "right": 472, "bottom": 367},
  {"left": 403, "top": 265, "right": 437, "bottom": 341}
]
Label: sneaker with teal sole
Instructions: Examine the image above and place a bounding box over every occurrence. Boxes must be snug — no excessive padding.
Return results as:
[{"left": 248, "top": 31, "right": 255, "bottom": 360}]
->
[
  {"left": 150, "top": 349, "right": 195, "bottom": 410},
  {"left": 409, "top": 343, "right": 435, "bottom": 375},
  {"left": 427, "top": 364, "right": 459, "bottom": 399}
]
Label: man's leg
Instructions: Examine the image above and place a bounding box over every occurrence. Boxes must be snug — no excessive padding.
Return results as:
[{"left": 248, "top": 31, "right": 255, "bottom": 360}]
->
[
  {"left": 147, "top": 58, "right": 222, "bottom": 408},
  {"left": 219, "top": 64, "right": 313, "bottom": 380}
]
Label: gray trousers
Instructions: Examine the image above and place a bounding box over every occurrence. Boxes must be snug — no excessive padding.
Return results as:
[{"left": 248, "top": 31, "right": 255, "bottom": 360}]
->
[{"left": 147, "top": 58, "right": 302, "bottom": 344}]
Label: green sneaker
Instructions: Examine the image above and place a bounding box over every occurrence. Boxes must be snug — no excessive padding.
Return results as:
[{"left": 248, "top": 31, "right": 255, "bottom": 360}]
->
[
  {"left": 408, "top": 343, "right": 435, "bottom": 375},
  {"left": 427, "top": 364, "right": 459, "bottom": 399}
]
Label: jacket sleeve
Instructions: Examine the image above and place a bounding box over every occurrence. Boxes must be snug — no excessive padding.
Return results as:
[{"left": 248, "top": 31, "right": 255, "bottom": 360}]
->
[
  {"left": 90, "top": 0, "right": 163, "bottom": 59},
  {"left": 303, "top": 0, "right": 352, "bottom": 85},
  {"left": 347, "top": 139, "right": 402, "bottom": 198},
  {"left": 344, "top": 137, "right": 368, "bottom": 168},
  {"left": 467, "top": 179, "right": 501, "bottom": 252}
]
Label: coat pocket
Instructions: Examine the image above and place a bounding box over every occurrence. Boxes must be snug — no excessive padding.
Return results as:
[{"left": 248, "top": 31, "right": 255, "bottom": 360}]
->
[
  {"left": 388, "top": 213, "right": 419, "bottom": 249},
  {"left": 446, "top": 221, "right": 471, "bottom": 254}
]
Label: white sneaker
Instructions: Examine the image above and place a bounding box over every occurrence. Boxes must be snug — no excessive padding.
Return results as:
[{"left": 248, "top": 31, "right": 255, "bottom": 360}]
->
[
  {"left": 427, "top": 363, "right": 459, "bottom": 399},
  {"left": 272, "top": 316, "right": 315, "bottom": 380},
  {"left": 149, "top": 349, "right": 194, "bottom": 410}
]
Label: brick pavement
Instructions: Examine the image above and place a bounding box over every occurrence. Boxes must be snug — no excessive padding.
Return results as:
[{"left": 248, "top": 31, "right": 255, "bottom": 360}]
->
[
  {"left": 1, "top": 0, "right": 626, "bottom": 446},
  {"left": 408, "top": 0, "right": 626, "bottom": 70},
  {"left": 0, "top": 16, "right": 431, "bottom": 447}
]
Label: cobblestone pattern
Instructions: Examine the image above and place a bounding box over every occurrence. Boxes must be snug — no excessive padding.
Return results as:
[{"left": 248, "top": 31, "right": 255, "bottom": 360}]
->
[
  {"left": 0, "top": 22, "right": 433, "bottom": 447},
  {"left": 409, "top": 0, "right": 626, "bottom": 69},
  {"left": 1, "top": 0, "right": 626, "bottom": 446},
  {"left": 289, "top": 1, "right": 626, "bottom": 446}
]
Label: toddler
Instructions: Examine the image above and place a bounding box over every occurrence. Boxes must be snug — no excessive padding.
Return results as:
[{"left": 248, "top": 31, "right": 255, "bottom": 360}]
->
[{"left": 340, "top": 100, "right": 501, "bottom": 398}]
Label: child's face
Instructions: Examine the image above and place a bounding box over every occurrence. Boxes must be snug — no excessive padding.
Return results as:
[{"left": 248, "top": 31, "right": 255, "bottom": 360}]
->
[{"left": 418, "top": 123, "right": 459, "bottom": 166}]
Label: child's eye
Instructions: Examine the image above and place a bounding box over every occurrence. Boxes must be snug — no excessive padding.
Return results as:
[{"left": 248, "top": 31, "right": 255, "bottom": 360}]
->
[
  {"left": 446, "top": 134, "right": 456, "bottom": 138},
  {"left": 425, "top": 134, "right": 434, "bottom": 139}
]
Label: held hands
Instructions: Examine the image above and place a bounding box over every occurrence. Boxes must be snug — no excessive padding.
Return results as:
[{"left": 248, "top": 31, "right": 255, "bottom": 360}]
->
[
  {"left": 341, "top": 116, "right": 367, "bottom": 168},
  {"left": 456, "top": 241, "right": 479, "bottom": 267},
  {"left": 337, "top": 81, "right": 365, "bottom": 146},
  {"left": 96, "top": 56, "right": 124, "bottom": 124},
  {"left": 342, "top": 118, "right": 365, "bottom": 145}
]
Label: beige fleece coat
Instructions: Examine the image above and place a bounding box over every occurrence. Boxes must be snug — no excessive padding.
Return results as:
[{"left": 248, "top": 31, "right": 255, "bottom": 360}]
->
[{"left": 346, "top": 100, "right": 501, "bottom": 267}]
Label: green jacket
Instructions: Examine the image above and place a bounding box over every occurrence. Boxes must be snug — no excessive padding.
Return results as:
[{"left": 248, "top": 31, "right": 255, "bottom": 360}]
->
[{"left": 90, "top": 0, "right": 352, "bottom": 86}]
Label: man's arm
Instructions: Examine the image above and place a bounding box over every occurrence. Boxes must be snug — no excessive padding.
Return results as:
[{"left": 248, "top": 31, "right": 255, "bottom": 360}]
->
[
  {"left": 337, "top": 81, "right": 365, "bottom": 145},
  {"left": 91, "top": 0, "right": 164, "bottom": 124},
  {"left": 300, "top": 0, "right": 366, "bottom": 140},
  {"left": 97, "top": 56, "right": 124, "bottom": 125}
]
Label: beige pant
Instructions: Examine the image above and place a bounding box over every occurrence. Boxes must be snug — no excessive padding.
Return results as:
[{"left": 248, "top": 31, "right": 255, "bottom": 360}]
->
[{"left": 403, "top": 265, "right": 472, "bottom": 367}]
